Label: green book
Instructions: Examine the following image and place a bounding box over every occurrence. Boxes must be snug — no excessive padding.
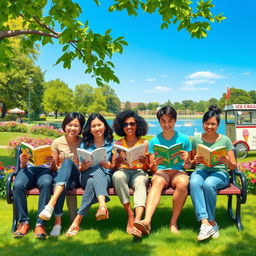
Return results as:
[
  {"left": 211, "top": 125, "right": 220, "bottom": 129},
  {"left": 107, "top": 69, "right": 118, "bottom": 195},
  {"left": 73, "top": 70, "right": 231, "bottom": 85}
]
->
[{"left": 154, "top": 142, "right": 183, "bottom": 168}]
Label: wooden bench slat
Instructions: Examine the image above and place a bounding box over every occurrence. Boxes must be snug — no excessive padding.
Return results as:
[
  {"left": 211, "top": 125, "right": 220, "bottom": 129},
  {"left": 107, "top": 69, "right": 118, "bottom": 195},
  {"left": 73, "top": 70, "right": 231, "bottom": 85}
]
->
[{"left": 24, "top": 183, "right": 241, "bottom": 196}]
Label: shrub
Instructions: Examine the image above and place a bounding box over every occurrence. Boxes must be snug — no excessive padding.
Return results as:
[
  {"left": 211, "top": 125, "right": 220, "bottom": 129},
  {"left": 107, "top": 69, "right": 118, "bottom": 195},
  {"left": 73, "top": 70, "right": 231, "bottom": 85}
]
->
[
  {"left": 0, "top": 122, "right": 28, "bottom": 132},
  {"left": 0, "top": 163, "right": 14, "bottom": 198},
  {"left": 239, "top": 160, "right": 256, "bottom": 194},
  {"left": 30, "top": 125, "right": 64, "bottom": 137},
  {"left": 8, "top": 136, "right": 54, "bottom": 149}
]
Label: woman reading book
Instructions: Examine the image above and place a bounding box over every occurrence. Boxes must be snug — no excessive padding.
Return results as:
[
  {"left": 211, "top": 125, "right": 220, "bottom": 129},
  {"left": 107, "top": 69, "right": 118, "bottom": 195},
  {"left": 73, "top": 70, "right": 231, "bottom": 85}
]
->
[
  {"left": 38, "top": 112, "right": 85, "bottom": 237},
  {"left": 112, "top": 110, "right": 149, "bottom": 238},
  {"left": 189, "top": 105, "right": 236, "bottom": 241},
  {"left": 65, "top": 113, "right": 114, "bottom": 236},
  {"left": 134, "top": 105, "right": 191, "bottom": 235}
]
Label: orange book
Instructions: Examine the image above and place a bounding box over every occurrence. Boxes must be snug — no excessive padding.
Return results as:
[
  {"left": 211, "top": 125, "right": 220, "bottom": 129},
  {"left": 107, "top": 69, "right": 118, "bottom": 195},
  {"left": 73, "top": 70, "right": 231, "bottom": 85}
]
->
[{"left": 196, "top": 144, "right": 226, "bottom": 167}]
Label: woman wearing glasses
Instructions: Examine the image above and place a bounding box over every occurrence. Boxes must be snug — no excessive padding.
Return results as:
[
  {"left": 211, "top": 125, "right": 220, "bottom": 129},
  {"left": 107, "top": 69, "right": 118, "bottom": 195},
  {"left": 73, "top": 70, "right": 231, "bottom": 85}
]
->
[{"left": 112, "top": 110, "right": 149, "bottom": 238}]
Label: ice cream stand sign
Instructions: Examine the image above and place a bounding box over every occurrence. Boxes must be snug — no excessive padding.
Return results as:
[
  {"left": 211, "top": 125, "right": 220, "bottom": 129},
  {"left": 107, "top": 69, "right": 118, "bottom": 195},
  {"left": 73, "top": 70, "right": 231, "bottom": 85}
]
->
[{"left": 223, "top": 104, "right": 256, "bottom": 158}]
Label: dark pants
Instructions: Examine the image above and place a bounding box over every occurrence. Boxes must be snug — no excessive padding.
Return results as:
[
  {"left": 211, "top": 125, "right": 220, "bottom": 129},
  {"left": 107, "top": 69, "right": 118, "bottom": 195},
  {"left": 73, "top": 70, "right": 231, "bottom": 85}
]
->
[
  {"left": 13, "top": 166, "right": 53, "bottom": 225},
  {"left": 53, "top": 159, "right": 81, "bottom": 216}
]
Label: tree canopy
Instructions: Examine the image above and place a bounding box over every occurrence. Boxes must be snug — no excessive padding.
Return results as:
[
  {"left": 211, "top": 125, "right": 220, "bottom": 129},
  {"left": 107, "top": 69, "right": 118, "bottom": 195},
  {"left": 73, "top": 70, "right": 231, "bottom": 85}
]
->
[
  {"left": 0, "top": 0, "right": 225, "bottom": 86},
  {"left": 43, "top": 79, "right": 73, "bottom": 118}
]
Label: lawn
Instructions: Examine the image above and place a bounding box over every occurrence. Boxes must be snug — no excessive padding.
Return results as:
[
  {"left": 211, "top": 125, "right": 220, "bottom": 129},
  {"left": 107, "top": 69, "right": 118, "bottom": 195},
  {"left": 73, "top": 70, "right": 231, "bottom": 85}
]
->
[
  {"left": 0, "top": 132, "right": 256, "bottom": 256},
  {"left": 0, "top": 194, "right": 255, "bottom": 256}
]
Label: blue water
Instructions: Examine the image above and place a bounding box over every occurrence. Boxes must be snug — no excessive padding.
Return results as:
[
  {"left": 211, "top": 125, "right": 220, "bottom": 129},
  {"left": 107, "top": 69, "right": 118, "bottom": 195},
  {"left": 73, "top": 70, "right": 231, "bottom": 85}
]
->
[
  {"left": 107, "top": 119, "right": 225, "bottom": 136},
  {"left": 51, "top": 119, "right": 225, "bottom": 136}
]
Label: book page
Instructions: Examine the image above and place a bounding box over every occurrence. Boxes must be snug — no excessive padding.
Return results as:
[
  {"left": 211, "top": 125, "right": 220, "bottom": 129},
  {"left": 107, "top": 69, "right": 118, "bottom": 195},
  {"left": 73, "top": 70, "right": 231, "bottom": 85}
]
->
[
  {"left": 77, "top": 148, "right": 93, "bottom": 164},
  {"left": 196, "top": 145, "right": 211, "bottom": 167},
  {"left": 127, "top": 144, "right": 146, "bottom": 167},
  {"left": 21, "top": 143, "right": 35, "bottom": 165},
  {"left": 33, "top": 146, "right": 51, "bottom": 166},
  {"left": 168, "top": 143, "right": 183, "bottom": 166},
  {"left": 154, "top": 144, "right": 170, "bottom": 167},
  {"left": 211, "top": 147, "right": 226, "bottom": 166},
  {"left": 92, "top": 148, "right": 107, "bottom": 165}
]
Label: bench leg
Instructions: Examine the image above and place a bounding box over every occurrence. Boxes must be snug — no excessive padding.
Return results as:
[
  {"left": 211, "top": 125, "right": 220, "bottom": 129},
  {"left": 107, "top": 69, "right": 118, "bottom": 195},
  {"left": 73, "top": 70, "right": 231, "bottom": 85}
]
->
[
  {"left": 66, "top": 195, "right": 77, "bottom": 222},
  {"left": 12, "top": 203, "right": 18, "bottom": 233},
  {"left": 227, "top": 195, "right": 243, "bottom": 231}
]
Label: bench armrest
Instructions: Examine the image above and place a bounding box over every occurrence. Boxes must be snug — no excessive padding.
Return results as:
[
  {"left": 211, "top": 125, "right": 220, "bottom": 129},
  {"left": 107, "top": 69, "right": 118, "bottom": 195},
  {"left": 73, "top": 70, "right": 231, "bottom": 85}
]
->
[
  {"left": 6, "top": 146, "right": 21, "bottom": 204},
  {"left": 230, "top": 167, "right": 247, "bottom": 204},
  {"left": 6, "top": 172, "right": 17, "bottom": 204}
]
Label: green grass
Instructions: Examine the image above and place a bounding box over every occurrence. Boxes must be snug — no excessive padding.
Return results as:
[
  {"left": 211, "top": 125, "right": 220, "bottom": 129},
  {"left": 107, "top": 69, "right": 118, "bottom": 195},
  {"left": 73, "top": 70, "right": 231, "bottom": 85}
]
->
[
  {"left": 0, "top": 195, "right": 255, "bottom": 256},
  {"left": 0, "top": 132, "right": 55, "bottom": 146}
]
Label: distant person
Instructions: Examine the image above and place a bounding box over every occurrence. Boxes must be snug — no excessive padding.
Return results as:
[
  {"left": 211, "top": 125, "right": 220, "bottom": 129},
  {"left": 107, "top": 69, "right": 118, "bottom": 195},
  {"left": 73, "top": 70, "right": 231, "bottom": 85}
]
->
[
  {"left": 134, "top": 105, "right": 191, "bottom": 235},
  {"left": 38, "top": 112, "right": 85, "bottom": 237},
  {"left": 112, "top": 110, "right": 149, "bottom": 238},
  {"left": 16, "top": 117, "right": 23, "bottom": 123},
  {"left": 189, "top": 105, "right": 236, "bottom": 241},
  {"left": 13, "top": 147, "right": 54, "bottom": 239},
  {"left": 66, "top": 113, "right": 114, "bottom": 236}
]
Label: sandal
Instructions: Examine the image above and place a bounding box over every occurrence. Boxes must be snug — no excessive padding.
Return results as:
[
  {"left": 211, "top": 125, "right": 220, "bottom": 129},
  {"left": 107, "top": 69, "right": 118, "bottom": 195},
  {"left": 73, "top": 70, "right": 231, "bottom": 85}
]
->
[
  {"left": 66, "top": 226, "right": 80, "bottom": 237},
  {"left": 134, "top": 220, "right": 151, "bottom": 235},
  {"left": 96, "top": 206, "right": 109, "bottom": 221},
  {"left": 130, "top": 226, "right": 142, "bottom": 238}
]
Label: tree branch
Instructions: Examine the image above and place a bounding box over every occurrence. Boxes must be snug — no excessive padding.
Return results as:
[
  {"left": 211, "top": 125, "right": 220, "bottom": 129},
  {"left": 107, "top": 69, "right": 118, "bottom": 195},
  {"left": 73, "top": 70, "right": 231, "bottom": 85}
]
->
[{"left": 0, "top": 30, "right": 58, "bottom": 40}]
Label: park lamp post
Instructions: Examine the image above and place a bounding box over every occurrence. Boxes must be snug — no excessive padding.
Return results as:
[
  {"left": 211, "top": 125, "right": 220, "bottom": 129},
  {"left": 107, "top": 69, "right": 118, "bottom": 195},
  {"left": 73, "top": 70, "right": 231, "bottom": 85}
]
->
[{"left": 28, "top": 78, "right": 32, "bottom": 124}]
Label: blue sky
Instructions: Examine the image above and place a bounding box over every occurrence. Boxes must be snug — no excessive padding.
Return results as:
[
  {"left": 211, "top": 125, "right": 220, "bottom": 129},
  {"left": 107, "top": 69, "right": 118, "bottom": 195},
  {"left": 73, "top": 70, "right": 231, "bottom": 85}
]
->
[{"left": 37, "top": 0, "right": 256, "bottom": 104}]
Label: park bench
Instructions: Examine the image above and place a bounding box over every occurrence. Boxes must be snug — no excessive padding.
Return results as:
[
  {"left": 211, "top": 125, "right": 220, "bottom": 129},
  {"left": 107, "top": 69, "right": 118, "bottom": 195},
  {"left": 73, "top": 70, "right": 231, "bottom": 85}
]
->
[{"left": 6, "top": 147, "right": 247, "bottom": 232}]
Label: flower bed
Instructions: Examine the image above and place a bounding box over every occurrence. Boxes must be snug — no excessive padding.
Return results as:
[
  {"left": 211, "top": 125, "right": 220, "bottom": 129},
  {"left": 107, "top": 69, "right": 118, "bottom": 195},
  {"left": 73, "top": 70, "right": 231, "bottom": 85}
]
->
[
  {"left": 30, "top": 125, "right": 64, "bottom": 137},
  {"left": 239, "top": 160, "right": 256, "bottom": 194},
  {"left": 0, "top": 122, "right": 28, "bottom": 133},
  {"left": 0, "top": 163, "right": 14, "bottom": 198},
  {"left": 8, "top": 136, "right": 53, "bottom": 149}
]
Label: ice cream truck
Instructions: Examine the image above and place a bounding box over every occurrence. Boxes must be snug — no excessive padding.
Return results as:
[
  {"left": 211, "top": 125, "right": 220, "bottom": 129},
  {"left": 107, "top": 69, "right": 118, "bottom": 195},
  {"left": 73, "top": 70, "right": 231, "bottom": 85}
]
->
[{"left": 223, "top": 104, "right": 256, "bottom": 158}]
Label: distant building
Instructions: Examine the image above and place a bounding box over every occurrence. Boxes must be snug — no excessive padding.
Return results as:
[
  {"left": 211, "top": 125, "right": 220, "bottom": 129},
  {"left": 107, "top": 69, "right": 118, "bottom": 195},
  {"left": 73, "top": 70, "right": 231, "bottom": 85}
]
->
[{"left": 121, "top": 102, "right": 143, "bottom": 110}]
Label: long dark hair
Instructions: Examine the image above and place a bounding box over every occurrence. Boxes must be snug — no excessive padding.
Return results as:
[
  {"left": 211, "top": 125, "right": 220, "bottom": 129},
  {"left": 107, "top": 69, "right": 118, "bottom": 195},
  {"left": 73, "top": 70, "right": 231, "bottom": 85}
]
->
[
  {"left": 113, "top": 110, "right": 148, "bottom": 137},
  {"left": 82, "top": 113, "right": 113, "bottom": 148},
  {"left": 62, "top": 112, "right": 85, "bottom": 135},
  {"left": 203, "top": 105, "right": 221, "bottom": 125}
]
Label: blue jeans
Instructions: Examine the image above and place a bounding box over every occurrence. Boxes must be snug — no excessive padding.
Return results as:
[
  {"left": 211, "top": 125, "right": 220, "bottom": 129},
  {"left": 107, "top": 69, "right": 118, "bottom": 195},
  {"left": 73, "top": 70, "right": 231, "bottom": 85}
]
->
[
  {"left": 77, "top": 166, "right": 112, "bottom": 216},
  {"left": 13, "top": 166, "right": 53, "bottom": 225},
  {"left": 53, "top": 159, "right": 81, "bottom": 216},
  {"left": 189, "top": 169, "right": 229, "bottom": 222}
]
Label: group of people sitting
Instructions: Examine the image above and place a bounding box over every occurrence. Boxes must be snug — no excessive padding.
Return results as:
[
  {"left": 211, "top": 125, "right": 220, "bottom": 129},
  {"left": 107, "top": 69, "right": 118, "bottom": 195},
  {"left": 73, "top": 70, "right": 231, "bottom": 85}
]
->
[{"left": 12, "top": 105, "right": 236, "bottom": 241}]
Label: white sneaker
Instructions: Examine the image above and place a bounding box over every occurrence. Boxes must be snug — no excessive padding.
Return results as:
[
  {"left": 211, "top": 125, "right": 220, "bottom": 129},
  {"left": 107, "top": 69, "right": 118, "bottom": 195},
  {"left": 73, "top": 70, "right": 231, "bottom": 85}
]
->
[
  {"left": 50, "top": 224, "right": 62, "bottom": 237},
  {"left": 197, "top": 223, "right": 215, "bottom": 241},
  {"left": 211, "top": 222, "right": 219, "bottom": 239},
  {"left": 39, "top": 205, "right": 54, "bottom": 221}
]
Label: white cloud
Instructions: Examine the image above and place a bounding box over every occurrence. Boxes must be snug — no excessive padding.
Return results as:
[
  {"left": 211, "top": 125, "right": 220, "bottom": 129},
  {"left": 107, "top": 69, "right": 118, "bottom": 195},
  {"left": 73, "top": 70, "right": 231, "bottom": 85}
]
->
[
  {"left": 144, "top": 86, "right": 172, "bottom": 93},
  {"left": 188, "top": 71, "right": 224, "bottom": 79},
  {"left": 160, "top": 74, "right": 168, "bottom": 78},
  {"left": 129, "top": 79, "right": 135, "bottom": 83},
  {"left": 146, "top": 78, "right": 156, "bottom": 82},
  {"left": 184, "top": 79, "right": 215, "bottom": 86},
  {"left": 242, "top": 72, "right": 251, "bottom": 76}
]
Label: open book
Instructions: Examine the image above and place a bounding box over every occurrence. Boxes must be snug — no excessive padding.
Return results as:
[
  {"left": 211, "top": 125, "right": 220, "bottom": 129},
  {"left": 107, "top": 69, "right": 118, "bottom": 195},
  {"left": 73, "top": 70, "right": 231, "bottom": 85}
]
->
[
  {"left": 77, "top": 147, "right": 108, "bottom": 166},
  {"left": 196, "top": 144, "right": 227, "bottom": 167},
  {"left": 113, "top": 143, "right": 146, "bottom": 167},
  {"left": 154, "top": 142, "right": 183, "bottom": 168},
  {"left": 20, "top": 142, "right": 52, "bottom": 166}
]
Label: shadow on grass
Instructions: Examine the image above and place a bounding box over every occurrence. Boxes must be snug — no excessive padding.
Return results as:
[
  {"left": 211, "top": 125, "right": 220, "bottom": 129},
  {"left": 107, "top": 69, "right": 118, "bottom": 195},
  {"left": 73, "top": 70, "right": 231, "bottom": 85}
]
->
[
  {"left": 21, "top": 199, "right": 238, "bottom": 238},
  {"left": 196, "top": 231, "right": 256, "bottom": 256},
  {"left": 1, "top": 238, "right": 154, "bottom": 256}
]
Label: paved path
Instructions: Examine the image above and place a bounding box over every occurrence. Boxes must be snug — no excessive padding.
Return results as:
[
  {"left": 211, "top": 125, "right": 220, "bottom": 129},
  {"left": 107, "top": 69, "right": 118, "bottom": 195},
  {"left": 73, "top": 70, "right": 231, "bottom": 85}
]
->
[{"left": 0, "top": 145, "right": 14, "bottom": 148}]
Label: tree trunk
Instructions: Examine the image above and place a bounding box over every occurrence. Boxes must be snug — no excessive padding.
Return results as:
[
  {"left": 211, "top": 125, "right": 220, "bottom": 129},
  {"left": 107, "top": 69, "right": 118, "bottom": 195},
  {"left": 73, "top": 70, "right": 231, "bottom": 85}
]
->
[{"left": 0, "top": 103, "right": 7, "bottom": 118}]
